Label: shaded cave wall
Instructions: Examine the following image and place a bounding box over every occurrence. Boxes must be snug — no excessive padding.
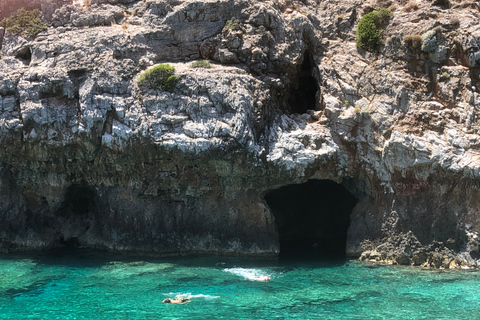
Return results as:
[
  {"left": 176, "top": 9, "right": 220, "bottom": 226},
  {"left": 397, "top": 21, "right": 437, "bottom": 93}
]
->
[
  {"left": 0, "top": 143, "right": 280, "bottom": 254},
  {"left": 345, "top": 175, "right": 480, "bottom": 267},
  {"left": 4, "top": 141, "right": 480, "bottom": 266}
]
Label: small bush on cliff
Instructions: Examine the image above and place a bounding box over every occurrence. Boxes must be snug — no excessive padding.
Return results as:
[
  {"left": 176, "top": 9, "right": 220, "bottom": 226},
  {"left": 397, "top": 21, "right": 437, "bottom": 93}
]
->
[
  {"left": 354, "top": 106, "right": 371, "bottom": 118},
  {"left": 403, "top": 1, "right": 419, "bottom": 12},
  {"left": 440, "top": 71, "right": 450, "bottom": 81},
  {"left": 403, "top": 34, "right": 423, "bottom": 49},
  {"left": 190, "top": 60, "right": 211, "bottom": 68},
  {"left": 137, "top": 64, "right": 180, "bottom": 92},
  {"left": 356, "top": 8, "right": 393, "bottom": 52},
  {"left": 449, "top": 17, "right": 460, "bottom": 28},
  {"left": 0, "top": 8, "right": 47, "bottom": 38},
  {"left": 224, "top": 18, "right": 241, "bottom": 31},
  {"left": 255, "top": 25, "right": 267, "bottom": 35}
]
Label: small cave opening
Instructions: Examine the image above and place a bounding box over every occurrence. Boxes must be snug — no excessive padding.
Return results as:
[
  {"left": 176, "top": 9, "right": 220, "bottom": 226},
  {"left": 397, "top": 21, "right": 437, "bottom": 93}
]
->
[
  {"left": 67, "top": 69, "right": 88, "bottom": 79},
  {"left": 55, "top": 182, "right": 100, "bottom": 249},
  {"left": 287, "top": 50, "right": 319, "bottom": 114},
  {"left": 62, "top": 183, "right": 98, "bottom": 216},
  {"left": 15, "top": 46, "right": 32, "bottom": 65},
  {"left": 265, "top": 179, "right": 358, "bottom": 259}
]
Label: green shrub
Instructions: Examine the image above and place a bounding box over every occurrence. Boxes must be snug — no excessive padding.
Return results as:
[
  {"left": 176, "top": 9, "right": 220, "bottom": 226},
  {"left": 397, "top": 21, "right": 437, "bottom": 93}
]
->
[
  {"left": 451, "top": 43, "right": 457, "bottom": 53},
  {"left": 354, "top": 106, "right": 371, "bottom": 118},
  {"left": 0, "top": 8, "right": 47, "bottom": 38},
  {"left": 190, "top": 60, "right": 211, "bottom": 68},
  {"left": 356, "top": 8, "right": 393, "bottom": 52},
  {"left": 137, "top": 64, "right": 180, "bottom": 92},
  {"left": 440, "top": 71, "right": 450, "bottom": 81},
  {"left": 255, "top": 25, "right": 267, "bottom": 35},
  {"left": 224, "top": 18, "right": 241, "bottom": 31},
  {"left": 377, "top": 8, "right": 393, "bottom": 23}
]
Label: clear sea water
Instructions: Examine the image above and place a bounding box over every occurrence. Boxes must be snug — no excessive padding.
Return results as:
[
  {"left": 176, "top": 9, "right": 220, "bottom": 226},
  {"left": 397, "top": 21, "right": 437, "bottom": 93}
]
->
[{"left": 0, "top": 249, "right": 479, "bottom": 320}]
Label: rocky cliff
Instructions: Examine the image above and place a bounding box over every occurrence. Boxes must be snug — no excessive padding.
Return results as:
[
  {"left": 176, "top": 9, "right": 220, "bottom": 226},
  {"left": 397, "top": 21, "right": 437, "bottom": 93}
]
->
[
  {"left": 1, "top": 0, "right": 480, "bottom": 268},
  {"left": 0, "top": 0, "right": 72, "bottom": 20}
]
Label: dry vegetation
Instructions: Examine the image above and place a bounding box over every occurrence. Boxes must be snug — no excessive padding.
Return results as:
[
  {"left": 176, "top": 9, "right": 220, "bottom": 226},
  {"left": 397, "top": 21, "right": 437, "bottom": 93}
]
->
[
  {"left": 121, "top": 20, "right": 129, "bottom": 32},
  {"left": 403, "top": 1, "right": 419, "bottom": 12},
  {"left": 403, "top": 34, "right": 423, "bottom": 49}
]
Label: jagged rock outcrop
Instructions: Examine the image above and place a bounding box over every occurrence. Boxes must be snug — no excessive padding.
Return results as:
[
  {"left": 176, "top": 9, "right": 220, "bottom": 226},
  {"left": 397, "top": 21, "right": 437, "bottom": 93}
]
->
[{"left": 1, "top": 0, "right": 480, "bottom": 268}]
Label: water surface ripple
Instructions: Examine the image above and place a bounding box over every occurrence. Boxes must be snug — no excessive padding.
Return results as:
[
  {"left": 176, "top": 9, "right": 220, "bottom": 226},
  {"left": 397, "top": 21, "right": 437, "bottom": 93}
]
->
[{"left": 0, "top": 250, "right": 478, "bottom": 319}]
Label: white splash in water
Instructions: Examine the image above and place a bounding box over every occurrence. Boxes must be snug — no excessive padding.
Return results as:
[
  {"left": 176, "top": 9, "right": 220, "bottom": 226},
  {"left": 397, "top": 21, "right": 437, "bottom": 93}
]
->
[
  {"left": 223, "top": 267, "right": 271, "bottom": 281},
  {"left": 165, "top": 292, "right": 220, "bottom": 300}
]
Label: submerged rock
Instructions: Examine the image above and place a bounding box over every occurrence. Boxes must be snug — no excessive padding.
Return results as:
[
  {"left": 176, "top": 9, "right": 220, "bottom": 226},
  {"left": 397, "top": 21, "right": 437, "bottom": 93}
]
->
[
  {"left": 95, "top": 261, "right": 175, "bottom": 279},
  {"left": 1, "top": 0, "right": 480, "bottom": 268}
]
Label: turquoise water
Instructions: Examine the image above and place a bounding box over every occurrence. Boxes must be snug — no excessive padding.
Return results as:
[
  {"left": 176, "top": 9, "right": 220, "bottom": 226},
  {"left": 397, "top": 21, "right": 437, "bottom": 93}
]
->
[{"left": 0, "top": 250, "right": 479, "bottom": 319}]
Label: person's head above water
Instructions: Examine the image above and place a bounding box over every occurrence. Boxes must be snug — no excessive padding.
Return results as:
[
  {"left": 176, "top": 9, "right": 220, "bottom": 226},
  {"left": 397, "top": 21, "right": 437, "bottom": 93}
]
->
[{"left": 162, "top": 297, "right": 191, "bottom": 304}]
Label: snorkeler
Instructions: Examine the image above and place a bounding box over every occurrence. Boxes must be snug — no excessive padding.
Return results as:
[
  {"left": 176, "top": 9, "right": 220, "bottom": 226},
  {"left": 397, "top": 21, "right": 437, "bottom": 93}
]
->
[
  {"left": 162, "top": 297, "right": 191, "bottom": 304},
  {"left": 252, "top": 275, "right": 270, "bottom": 282}
]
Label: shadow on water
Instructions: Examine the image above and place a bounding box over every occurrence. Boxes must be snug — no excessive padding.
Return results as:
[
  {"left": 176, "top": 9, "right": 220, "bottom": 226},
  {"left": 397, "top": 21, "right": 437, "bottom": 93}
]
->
[
  {"left": 4, "top": 277, "right": 67, "bottom": 299},
  {"left": 0, "top": 248, "right": 129, "bottom": 269},
  {"left": 0, "top": 248, "right": 351, "bottom": 275},
  {"left": 278, "top": 252, "right": 350, "bottom": 269}
]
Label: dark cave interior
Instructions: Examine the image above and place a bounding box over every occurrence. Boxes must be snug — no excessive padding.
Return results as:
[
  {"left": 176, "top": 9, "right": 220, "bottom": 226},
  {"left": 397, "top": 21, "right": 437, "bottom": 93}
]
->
[
  {"left": 62, "top": 182, "right": 98, "bottom": 216},
  {"left": 15, "top": 46, "right": 31, "bottom": 64},
  {"left": 287, "top": 50, "right": 319, "bottom": 114},
  {"left": 55, "top": 182, "right": 100, "bottom": 249},
  {"left": 265, "top": 179, "right": 358, "bottom": 258}
]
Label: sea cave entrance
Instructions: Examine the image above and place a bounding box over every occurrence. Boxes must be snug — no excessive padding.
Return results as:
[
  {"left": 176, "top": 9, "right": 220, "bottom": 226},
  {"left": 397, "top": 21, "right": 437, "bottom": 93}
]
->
[
  {"left": 265, "top": 179, "right": 358, "bottom": 258},
  {"left": 55, "top": 182, "right": 100, "bottom": 249}
]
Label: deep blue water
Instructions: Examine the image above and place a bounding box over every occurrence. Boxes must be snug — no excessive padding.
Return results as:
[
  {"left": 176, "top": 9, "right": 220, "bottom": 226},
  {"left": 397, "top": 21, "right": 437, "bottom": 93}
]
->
[{"left": 0, "top": 249, "right": 479, "bottom": 319}]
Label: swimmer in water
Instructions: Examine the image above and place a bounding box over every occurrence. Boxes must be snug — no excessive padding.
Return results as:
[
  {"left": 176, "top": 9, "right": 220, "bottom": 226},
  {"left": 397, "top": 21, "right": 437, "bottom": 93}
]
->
[
  {"left": 162, "top": 297, "right": 191, "bottom": 304},
  {"left": 252, "top": 275, "right": 270, "bottom": 282}
]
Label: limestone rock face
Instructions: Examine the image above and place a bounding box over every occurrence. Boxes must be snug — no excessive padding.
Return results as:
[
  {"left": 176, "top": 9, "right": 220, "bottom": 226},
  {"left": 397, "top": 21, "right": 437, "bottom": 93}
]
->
[{"left": 1, "top": 0, "right": 480, "bottom": 267}]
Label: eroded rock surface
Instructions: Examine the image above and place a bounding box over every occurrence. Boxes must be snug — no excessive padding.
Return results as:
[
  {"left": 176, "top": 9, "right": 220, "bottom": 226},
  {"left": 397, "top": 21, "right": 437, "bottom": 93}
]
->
[{"left": 1, "top": 0, "right": 480, "bottom": 268}]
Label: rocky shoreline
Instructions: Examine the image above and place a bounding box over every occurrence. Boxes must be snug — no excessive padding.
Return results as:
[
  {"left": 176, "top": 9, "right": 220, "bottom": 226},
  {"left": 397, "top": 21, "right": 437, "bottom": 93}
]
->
[{"left": 1, "top": 0, "right": 480, "bottom": 268}]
